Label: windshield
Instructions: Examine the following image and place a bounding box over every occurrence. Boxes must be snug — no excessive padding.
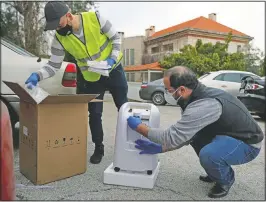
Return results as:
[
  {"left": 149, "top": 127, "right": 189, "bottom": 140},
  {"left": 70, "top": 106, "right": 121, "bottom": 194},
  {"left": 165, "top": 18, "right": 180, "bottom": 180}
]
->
[
  {"left": 1, "top": 38, "right": 36, "bottom": 57},
  {"left": 198, "top": 73, "right": 210, "bottom": 80}
]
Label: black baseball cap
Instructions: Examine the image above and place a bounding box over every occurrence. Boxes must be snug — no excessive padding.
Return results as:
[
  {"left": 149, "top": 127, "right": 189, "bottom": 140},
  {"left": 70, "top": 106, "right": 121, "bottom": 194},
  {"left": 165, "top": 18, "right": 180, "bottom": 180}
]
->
[{"left": 44, "top": 1, "right": 69, "bottom": 31}]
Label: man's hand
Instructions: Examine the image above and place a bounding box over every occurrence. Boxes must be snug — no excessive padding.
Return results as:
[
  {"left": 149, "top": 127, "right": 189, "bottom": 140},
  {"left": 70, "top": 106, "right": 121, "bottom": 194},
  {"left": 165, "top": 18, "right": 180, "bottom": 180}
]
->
[
  {"left": 25, "top": 73, "right": 40, "bottom": 88},
  {"left": 127, "top": 116, "right": 142, "bottom": 130},
  {"left": 106, "top": 58, "right": 116, "bottom": 67},
  {"left": 135, "top": 139, "right": 162, "bottom": 154}
]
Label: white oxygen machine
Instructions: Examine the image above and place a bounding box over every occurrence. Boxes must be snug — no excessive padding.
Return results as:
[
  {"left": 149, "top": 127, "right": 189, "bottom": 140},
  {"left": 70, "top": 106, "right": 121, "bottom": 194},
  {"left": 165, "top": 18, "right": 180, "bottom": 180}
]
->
[{"left": 103, "top": 102, "right": 161, "bottom": 189}]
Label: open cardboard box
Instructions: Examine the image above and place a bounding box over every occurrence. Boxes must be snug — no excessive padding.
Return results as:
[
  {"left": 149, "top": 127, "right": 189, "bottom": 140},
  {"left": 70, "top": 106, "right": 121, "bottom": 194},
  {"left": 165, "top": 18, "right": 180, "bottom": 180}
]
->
[{"left": 4, "top": 81, "right": 102, "bottom": 185}]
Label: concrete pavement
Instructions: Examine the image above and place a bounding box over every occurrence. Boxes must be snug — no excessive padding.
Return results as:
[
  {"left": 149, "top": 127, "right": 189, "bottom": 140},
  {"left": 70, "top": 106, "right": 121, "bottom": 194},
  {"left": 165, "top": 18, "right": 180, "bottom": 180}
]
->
[{"left": 14, "top": 101, "right": 265, "bottom": 200}]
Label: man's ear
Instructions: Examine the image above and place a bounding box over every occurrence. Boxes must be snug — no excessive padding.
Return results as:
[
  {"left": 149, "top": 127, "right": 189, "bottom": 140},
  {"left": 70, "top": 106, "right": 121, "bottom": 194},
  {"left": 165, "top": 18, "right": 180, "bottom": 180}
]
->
[
  {"left": 180, "top": 86, "right": 186, "bottom": 93},
  {"left": 66, "top": 12, "right": 73, "bottom": 20}
]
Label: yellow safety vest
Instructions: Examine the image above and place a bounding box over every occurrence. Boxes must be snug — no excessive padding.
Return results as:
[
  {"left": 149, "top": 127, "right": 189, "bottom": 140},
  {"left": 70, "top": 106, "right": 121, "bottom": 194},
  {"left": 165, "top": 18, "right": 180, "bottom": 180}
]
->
[{"left": 55, "top": 11, "right": 123, "bottom": 82}]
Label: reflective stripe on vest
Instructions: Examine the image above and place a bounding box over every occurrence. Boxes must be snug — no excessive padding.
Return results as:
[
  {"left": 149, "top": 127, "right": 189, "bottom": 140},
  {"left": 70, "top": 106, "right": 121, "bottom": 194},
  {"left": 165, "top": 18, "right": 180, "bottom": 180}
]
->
[
  {"left": 55, "top": 11, "right": 123, "bottom": 82},
  {"left": 77, "top": 39, "right": 110, "bottom": 63}
]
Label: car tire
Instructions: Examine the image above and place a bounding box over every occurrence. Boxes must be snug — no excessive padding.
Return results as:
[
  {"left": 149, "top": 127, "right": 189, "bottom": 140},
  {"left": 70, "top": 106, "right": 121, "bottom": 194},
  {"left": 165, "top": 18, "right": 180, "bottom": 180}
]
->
[
  {"left": 151, "top": 92, "right": 167, "bottom": 106},
  {"left": 5, "top": 104, "right": 19, "bottom": 149}
]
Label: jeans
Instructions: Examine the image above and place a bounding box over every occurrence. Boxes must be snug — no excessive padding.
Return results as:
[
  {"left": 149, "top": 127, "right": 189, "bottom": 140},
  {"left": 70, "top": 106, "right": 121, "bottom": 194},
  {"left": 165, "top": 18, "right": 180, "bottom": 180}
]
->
[
  {"left": 193, "top": 135, "right": 260, "bottom": 185},
  {"left": 77, "top": 64, "right": 128, "bottom": 145}
]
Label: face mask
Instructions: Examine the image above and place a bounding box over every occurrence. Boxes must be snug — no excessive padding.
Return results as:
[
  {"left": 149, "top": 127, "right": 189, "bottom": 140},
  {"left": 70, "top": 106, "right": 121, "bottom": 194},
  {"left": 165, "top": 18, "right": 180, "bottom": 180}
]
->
[
  {"left": 57, "top": 24, "right": 72, "bottom": 36},
  {"left": 169, "top": 87, "right": 187, "bottom": 105}
]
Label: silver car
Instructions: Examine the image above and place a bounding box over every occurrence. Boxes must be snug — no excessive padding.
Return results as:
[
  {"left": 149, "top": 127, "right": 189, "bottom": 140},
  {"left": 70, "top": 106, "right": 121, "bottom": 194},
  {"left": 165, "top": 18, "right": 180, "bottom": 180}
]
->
[
  {"left": 198, "top": 70, "right": 261, "bottom": 97},
  {"left": 139, "top": 79, "right": 167, "bottom": 105}
]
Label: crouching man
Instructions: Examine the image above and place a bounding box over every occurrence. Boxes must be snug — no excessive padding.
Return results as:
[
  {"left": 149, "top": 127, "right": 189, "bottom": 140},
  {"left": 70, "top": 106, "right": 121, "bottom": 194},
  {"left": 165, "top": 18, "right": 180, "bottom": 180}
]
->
[{"left": 127, "top": 66, "right": 264, "bottom": 198}]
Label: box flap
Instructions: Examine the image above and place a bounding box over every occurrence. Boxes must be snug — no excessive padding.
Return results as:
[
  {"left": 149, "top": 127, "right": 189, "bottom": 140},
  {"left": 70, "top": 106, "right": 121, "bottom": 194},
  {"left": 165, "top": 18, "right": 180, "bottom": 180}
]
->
[
  {"left": 3, "top": 81, "right": 101, "bottom": 104},
  {"left": 40, "top": 94, "right": 100, "bottom": 104},
  {"left": 3, "top": 81, "right": 36, "bottom": 104},
  {"left": 90, "top": 99, "right": 104, "bottom": 102}
]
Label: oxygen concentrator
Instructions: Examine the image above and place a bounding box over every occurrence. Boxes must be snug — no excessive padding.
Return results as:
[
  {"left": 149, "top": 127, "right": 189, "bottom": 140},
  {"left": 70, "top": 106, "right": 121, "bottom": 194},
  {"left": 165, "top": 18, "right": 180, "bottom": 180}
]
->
[{"left": 103, "top": 102, "right": 161, "bottom": 189}]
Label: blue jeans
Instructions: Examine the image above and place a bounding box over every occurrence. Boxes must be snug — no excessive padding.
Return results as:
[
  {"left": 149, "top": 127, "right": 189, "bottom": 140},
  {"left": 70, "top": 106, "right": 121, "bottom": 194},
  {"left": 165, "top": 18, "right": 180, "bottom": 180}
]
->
[
  {"left": 198, "top": 135, "right": 260, "bottom": 185},
  {"left": 77, "top": 64, "right": 128, "bottom": 145}
]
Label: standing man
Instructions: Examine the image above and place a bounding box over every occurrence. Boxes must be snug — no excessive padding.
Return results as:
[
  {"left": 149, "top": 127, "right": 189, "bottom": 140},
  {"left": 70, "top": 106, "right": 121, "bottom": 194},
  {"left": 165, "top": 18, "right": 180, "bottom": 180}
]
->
[
  {"left": 25, "top": 1, "right": 128, "bottom": 164},
  {"left": 127, "top": 66, "right": 264, "bottom": 198}
]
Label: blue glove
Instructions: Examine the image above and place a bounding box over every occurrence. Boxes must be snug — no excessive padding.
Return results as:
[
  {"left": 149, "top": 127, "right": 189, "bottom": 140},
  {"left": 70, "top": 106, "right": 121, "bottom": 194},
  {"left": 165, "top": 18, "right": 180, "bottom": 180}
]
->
[
  {"left": 135, "top": 139, "right": 162, "bottom": 155},
  {"left": 106, "top": 58, "right": 116, "bottom": 67},
  {"left": 127, "top": 116, "right": 142, "bottom": 130},
  {"left": 25, "top": 73, "right": 40, "bottom": 88}
]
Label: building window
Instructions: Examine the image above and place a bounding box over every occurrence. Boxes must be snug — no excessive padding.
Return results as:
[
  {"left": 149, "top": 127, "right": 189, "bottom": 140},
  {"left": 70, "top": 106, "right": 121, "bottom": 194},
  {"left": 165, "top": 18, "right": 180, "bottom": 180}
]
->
[
  {"left": 143, "top": 72, "right": 148, "bottom": 83},
  {"left": 130, "top": 72, "right": 135, "bottom": 82},
  {"left": 150, "top": 72, "right": 163, "bottom": 82},
  {"left": 237, "top": 45, "right": 241, "bottom": 52},
  {"left": 126, "top": 49, "right": 129, "bottom": 66},
  {"left": 126, "top": 72, "right": 129, "bottom": 81},
  {"left": 130, "top": 49, "right": 135, "bottom": 65},
  {"left": 151, "top": 46, "right": 159, "bottom": 54},
  {"left": 163, "top": 43, "right": 173, "bottom": 52},
  {"left": 123, "top": 50, "right": 126, "bottom": 66}
]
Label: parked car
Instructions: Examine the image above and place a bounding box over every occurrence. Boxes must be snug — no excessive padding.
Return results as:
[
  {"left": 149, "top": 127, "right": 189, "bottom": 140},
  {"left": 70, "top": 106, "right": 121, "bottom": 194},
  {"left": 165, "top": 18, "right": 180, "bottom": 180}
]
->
[
  {"left": 0, "top": 101, "right": 15, "bottom": 200},
  {"left": 198, "top": 70, "right": 260, "bottom": 97},
  {"left": 1, "top": 37, "right": 77, "bottom": 148},
  {"left": 139, "top": 79, "right": 167, "bottom": 105},
  {"left": 237, "top": 75, "right": 265, "bottom": 120}
]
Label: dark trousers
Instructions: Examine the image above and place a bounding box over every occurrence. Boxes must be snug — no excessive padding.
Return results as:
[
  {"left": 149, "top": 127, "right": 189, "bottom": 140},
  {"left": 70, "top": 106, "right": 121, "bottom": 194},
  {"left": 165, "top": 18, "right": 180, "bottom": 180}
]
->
[
  {"left": 77, "top": 64, "right": 128, "bottom": 145},
  {"left": 190, "top": 134, "right": 260, "bottom": 185}
]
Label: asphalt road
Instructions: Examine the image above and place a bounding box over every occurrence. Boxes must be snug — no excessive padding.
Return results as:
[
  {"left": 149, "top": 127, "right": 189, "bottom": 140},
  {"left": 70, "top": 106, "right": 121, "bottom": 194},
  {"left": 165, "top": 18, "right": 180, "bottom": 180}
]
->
[{"left": 14, "top": 101, "right": 265, "bottom": 201}]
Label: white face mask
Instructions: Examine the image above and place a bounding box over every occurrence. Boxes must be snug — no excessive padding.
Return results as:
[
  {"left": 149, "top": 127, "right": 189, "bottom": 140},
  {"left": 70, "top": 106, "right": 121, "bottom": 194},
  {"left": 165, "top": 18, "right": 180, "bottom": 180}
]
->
[
  {"left": 165, "top": 87, "right": 182, "bottom": 105},
  {"left": 165, "top": 87, "right": 180, "bottom": 99}
]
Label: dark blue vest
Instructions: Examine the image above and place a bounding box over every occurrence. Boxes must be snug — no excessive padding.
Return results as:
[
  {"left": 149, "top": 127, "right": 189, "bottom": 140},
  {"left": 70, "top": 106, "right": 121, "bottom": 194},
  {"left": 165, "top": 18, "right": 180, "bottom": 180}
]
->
[{"left": 180, "top": 82, "right": 264, "bottom": 145}]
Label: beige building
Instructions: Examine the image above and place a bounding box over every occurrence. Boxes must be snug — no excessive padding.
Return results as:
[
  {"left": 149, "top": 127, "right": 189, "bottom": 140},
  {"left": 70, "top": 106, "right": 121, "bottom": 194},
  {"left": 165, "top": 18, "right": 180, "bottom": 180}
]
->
[
  {"left": 121, "top": 35, "right": 145, "bottom": 66},
  {"left": 122, "top": 13, "right": 253, "bottom": 65}
]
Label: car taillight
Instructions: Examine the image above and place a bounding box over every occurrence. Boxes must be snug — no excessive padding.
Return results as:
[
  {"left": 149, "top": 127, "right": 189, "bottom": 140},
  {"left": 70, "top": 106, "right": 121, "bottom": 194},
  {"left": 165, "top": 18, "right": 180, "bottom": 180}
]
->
[
  {"left": 252, "top": 84, "right": 259, "bottom": 89},
  {"left": 141, "top": 84, "right": 148, "bottom": 89},
  {"left": 251, "top": 84, "right": 263, "bottom": 90},
  {"left": 62, "top": 63, "right": 77, "bottom": 87}
]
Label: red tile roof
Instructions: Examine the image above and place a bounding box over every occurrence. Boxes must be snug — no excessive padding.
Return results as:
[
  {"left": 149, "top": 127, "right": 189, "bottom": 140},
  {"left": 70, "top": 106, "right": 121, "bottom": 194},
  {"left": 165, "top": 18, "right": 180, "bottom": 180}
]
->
[
  {"left": 124, "top": 62, "right": 163, "bottom": 72},
  {"left": 151, "top": 16, "right": 249, "bottom": 38}
]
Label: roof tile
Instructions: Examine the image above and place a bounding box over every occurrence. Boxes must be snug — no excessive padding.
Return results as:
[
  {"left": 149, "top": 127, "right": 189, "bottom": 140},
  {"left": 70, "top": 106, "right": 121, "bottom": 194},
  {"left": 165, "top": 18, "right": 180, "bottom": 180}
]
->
[
  {"left": 151, "top": 16, "right": 248, "bottom": 38},
  {"left": 124, "top": 62, "right": 163, "bottom": 72}
]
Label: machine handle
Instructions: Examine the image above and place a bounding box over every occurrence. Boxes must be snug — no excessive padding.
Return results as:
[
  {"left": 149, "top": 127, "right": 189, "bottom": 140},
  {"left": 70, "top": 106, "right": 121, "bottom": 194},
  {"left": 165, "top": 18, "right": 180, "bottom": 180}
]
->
[{"left": 123, "top": 102, "right": 154, "bottom": 111}]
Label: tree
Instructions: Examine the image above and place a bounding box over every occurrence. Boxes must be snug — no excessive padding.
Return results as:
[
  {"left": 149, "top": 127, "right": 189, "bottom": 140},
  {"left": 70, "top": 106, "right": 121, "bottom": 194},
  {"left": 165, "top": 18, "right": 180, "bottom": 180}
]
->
[
  {"left": 259, "top": 56, "right": 265, "bottom": 76},
  {"left": 1, "top": 2, "right": 47, "bottom": 55},
  {"left": 0, "top": 2, "right": 24, "bottom": 48},
  {"left": 1, "top": 1, "right": 96, "bottom": 57},
  {"left": 159, "top": 32, "right": 264, "bottom": 77}
]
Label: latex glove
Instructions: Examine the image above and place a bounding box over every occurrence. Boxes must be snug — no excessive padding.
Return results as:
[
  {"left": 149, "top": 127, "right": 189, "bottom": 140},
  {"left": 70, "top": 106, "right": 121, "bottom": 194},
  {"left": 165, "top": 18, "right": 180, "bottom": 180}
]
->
[
  {"left": 127, "top": 116, "right": 142, "bottom": 130},
  {"left": 25, "top": 73, "right": 40, "bottom": 88},
  {"left": 135, "top": 139, "right": 163, "bottom": 155},
  {"left": 106, "top": 58, "right": 116, "bottom": 67}
]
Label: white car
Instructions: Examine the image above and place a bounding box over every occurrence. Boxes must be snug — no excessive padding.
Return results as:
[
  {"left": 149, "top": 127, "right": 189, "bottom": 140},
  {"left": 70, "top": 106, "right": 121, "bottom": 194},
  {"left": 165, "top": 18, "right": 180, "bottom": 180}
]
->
[
  {"left": 1, "top": 38, "right": 77, "bottom": 147},
  {"left": 198, "top": 70, "right": 260, "bottom": 97}
]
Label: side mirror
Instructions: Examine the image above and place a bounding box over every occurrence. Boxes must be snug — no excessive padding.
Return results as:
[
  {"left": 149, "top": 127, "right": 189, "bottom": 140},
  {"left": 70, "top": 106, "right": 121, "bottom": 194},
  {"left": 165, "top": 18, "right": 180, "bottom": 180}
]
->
[{"left": 37, "top": 57, "right": 41, "bottom": 62}]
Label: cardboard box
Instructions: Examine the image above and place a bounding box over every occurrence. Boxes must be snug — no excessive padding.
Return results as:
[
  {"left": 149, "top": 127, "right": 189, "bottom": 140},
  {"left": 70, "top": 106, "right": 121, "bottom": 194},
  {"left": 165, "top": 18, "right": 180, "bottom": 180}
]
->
[{"left": 4, "top": 81, "right": 101, "bottom": 185}]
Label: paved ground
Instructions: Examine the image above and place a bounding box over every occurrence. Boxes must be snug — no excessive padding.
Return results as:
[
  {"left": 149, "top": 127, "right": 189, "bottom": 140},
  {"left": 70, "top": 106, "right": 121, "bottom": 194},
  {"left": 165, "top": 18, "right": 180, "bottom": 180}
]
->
[{"left": 14, "top": 101, "right": 265, "bottom": 201}]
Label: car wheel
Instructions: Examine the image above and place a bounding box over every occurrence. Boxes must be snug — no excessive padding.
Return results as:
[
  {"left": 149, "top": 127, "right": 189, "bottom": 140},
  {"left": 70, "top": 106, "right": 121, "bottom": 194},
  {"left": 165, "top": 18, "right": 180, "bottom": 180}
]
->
[
  {"left": 6, "top": 104, "right": 19, "bottom": 149},
  {"left": 151, "top": 92, "right": 166, "bottom": 105}
]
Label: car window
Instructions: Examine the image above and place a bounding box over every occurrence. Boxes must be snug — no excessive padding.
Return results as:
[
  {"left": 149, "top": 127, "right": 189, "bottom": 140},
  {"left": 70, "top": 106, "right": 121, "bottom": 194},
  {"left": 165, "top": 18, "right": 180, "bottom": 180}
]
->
[
  {"left": 240, "top": 73, "right": 260, "bottom": 80},
  {"left": 198, "top": 73, "right": 211, "bottom": 79},
  {"left": 1, "top": 38, "right": 36, "bottom": 57},
  {"left": 199, "top": 73, "right": 210, "bottom": 79},
  {"left": 223, "top": 73, "right": 242, "bottom": 83},
  {"left": 152, "top": 79, "right": 163, "bottom": 85},
  {"left": 214, "top": 74, "right": 224, "bottom": 81}
]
